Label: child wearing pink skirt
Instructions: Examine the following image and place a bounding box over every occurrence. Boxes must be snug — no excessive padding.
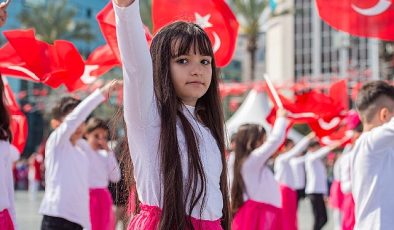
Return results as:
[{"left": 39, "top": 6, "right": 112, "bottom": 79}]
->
[
  {"left": 114, "top": 0, "right": 230, "bottom": 229},
  {"left": 274, "top": 133, "right": 315, "bottom": 230},
  {"left": 229, "top": 111, "right": 287, "bottom": 230},
  {"left": 82, "top": 117, "right": 121, "bottom": 230}
]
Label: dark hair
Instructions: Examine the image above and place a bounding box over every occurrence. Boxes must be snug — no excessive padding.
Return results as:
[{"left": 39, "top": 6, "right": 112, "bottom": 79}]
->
[
  {"left": 85, "top": 117, "right": 110, "bottom": 134},
  {"left": 356, "top": 81, "right": 394, "bottom": 123},
  {"left": 150, "top": 21, "right": 230, "bottom": 229},
  {"left": 308, "top": 141, "right": 320, "bottom": 149},
  {"left": 231, "top": 124, "right": 266, "bottom": 216},
  {"left": 51, "top": 96, "right": 81, "bottom": 120},
  {"left": 0, "top": 77, "right": 12, "bottom": 142},
  {"left": 284, "top": 138, "right": 294, "bottom": 148}
]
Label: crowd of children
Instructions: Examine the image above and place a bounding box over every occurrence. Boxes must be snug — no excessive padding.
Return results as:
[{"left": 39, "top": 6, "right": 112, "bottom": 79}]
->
[{"left": 1, "top": 0, "right": 394, "bottom": 230}]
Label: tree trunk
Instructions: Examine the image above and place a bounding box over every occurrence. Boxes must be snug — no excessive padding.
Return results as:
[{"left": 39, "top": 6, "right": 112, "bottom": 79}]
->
[{"left": 247, "top": 36, "right": 257, "bottom": 82}]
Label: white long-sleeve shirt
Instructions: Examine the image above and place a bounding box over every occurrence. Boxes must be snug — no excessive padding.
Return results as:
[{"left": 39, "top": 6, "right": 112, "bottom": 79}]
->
[
  {"left": 39, "top": 90, "right": 105, "bottom": 229},
  {"left": 81, "top": 142, "right": 121, "bottom": 188},
  {"left": 339, "top": 145, "right": 353, "bottom": 194},
  {"left": 305, "top": 146, "right": 331, "bottom": 194},
  {"left": 239, "top": 117, "right": 287, "bottom": 208},
  {"left": 0, "top": 141, "right": 19, "bottom": 228},
  {"left": 289, "top": 156, "right": 306, "bottom": 190},
  {"left": 274, "top": 135, "right": 311, "bottom": 189},
  {"left": 351, "top": 118, "right": 394, "bottom": 230},
  {"left": 115, "top": 1, "right": 223, "bottom": 220}
]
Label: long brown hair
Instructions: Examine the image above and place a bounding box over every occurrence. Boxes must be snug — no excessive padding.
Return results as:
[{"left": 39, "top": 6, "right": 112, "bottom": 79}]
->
[
  {"left": 150, "top": 21, "right": 230, "bottom": 229},
  {"left": 0, "top": 76, "right": 12, "bottom": 142},
  {"left": 230, "top": 124, "right": 266, "bottom": 216}
]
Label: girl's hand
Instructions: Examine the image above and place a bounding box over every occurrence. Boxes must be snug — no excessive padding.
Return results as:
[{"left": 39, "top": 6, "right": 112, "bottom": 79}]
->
[
  {"left": 100, "top": 80, "right": 123, "bottom": 99},
  {"left": 114, "top": 0, "right": 135, "bottom": 7},
  {"left": 0, "top": 0, "right": 10, "bottom": 27},
  {"left": 276, "top": 108, "right": 288, "bottom": 118}
]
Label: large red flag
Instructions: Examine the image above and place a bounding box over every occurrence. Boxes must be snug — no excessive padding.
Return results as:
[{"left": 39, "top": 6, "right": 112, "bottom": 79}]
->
[
  {"left": 0, "top": 29, "right": 85, "bottom": 90},
  {"left": 2, "top": 77, "right": 28, "bottom": 153},
  {"left": 152, "top": 0, "right": 239, "bottom": 67},
  {"left": 316, "top": 0, "right": 394, "bottom": 40}
]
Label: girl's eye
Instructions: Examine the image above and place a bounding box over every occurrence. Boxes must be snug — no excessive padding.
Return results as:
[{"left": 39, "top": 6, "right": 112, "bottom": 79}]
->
[
  {"left": 176, "top": 59, "right": 188, "bottom": 64},
  {"left": 201, "top": 59, "right": 211, "bottom": 65}
]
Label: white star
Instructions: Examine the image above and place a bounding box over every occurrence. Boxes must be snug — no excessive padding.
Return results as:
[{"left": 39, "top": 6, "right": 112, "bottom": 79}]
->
[{"left": 195, "top": 13, "right": 213, "bottom": 29}]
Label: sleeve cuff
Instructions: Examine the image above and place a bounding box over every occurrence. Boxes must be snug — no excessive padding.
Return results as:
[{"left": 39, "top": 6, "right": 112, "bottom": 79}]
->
[{"left": 113, "top": 0, "right": 140, "bottom": 22}]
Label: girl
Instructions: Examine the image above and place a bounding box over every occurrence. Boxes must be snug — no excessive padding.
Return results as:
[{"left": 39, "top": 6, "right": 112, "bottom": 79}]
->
[
  {"left": 274, "top": 132, "right": 315, "bottom": 230},
  {"left": 230, "top": 109, "right": 287, "bottom": 230},
  {"left": 0, "top": 77, "right": 19, "bottom": 230},
  {"left": 114, "top": 0, "right": 230, "bottom": 229},
  {"left": 82, "top": 117, "right": 121, "bottom": 230},
  {"left": 39, "top": 81, "right": 121, "bottom": 230}
]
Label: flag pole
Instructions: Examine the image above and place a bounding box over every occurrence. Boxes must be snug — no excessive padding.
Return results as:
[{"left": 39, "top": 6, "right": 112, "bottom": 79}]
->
[{"left": 264, "top": 73, "right": 284, "bottom": 109}]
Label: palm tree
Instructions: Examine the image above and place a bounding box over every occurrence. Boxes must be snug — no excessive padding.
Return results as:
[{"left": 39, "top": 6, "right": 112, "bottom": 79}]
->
[
  {"left": 17, "top": 0, "right": 94, "bottom": 44},
  {"left": 228, "top": 0, "right": 288, "bottom": 81}
]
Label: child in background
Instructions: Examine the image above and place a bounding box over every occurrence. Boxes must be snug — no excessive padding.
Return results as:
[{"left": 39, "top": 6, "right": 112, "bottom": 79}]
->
[
  {"left": 305, "top": 140, "right": 343, "bottom": 230},
  {"left": 0, "top": 77, "right": 19, "bottom": 230},
  {"left": 274, "top": 132, "right": 315, "bottom": 230},
  {"left": 82, "top": 117, "right": 120, "bottom": 230},
  {"left": 39, "top": 80, "right": 121, "bottom": 230},
  {"left": 230, "top": 109, "right": 287, "bottom": 230},
  {"left": 352, "top": 81, "right": 394, "bottom": 229}
]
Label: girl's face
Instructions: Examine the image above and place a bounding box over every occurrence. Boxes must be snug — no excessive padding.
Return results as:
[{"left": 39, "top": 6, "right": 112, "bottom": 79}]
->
[
  {"left": 85, "top": 128, "right": 109, "bottom": 151},
  {"left": 170, "top": 48, "right": 212, "bottom": 107}
]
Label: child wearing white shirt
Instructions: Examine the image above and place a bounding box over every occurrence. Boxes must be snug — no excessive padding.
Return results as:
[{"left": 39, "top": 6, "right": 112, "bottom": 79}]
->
[
  {"left": 351, "top": 80, "right": 394, "bottom": 230},
  {"left": 83, "top": 117, "right": 120, "bottom": 230},
  {"left": 39, "top": 81, "right": 121, "bottom": 230}
]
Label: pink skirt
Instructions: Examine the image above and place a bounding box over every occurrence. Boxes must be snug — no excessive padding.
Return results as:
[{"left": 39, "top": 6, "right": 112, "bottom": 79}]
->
[
  {"left": 280, "top": 185, "right": 297, "bottom": 230},
  {"left": 0, "top": 209, "right": 14, "bottom": 230},
  {"left": 329, "top": 180, "right": 344, "bottom": 209},
  {"left": 341, "top": 193, "right": 355, "bottom": 230},
  {"left": 127, "top": 204, "right": 222, "bottom": 230},
  {"left": 232, "top": 200, "right": 283, "bottom": 230},
  {"left": 89, "top": 188, "right": 115, "bottom": 230}
]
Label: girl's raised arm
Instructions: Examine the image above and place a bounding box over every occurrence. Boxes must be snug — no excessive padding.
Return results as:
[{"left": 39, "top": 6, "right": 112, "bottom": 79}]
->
[
  {"left": 114, "top": 0, "right": 155, "bottom": 128},
  {"left": 243, "top": 112, "right": 288, "bottom": 170}
]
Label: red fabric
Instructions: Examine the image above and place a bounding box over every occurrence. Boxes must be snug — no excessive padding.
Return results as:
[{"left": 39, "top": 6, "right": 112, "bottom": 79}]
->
[
  {"left": 329, "top": 80, "right": 349, "bottom": 111},
  {"left": 2, "top": 78, "right": 28, "bottom": 153},
  {"left": 341, "top": 193, "right": 355, "bottom": 230},
  {"left": 280, "top": 185, "right": 297, "bottom": 230},
  {"left": 152, "top": 0, "right": 239, "bottom": 67},
  {"left": 316, "top": 0, "right": 394, "bottom": 40},
  {"left": 329, "top": 180, "right": 344, "bottom": 210},
  {"left": 0, "top": 29, "right": 85, "bottom": 91},
  {"left": 127, "top": 204, "right": 222, "bottom": 230},
  {"left": 97, "top": 2, "right": 153, "bottom": 63},
  {"left": 89, "top": 188, "right": 115, "bottom": 230},
  {"left": 232, "top": 200, "right": 283, "bottom": 230},
  {"left": 0, "top": 209, "right": 14, "bottom": 230}
]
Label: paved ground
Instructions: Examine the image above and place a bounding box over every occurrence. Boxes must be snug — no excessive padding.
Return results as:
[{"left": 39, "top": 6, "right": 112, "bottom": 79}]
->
[{"left": 15, "top": 191, "right": 334, "bottom": 230}]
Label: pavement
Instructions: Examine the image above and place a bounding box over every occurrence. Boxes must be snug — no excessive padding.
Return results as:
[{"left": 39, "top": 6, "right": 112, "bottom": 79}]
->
[{"left": 14, "top": 191, "right": 334, "bottom": 230}]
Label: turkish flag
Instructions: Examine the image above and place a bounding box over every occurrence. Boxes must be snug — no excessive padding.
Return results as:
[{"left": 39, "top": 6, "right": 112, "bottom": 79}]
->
[
  {"left": 152, "top": 0, "right": 239, "bottom": 67},
  {"left": 316, "top": 0, "right": 394, "bottom": 40},
  {"left": 2, "top": 77, "right": 28, "bottom": 153},
  {"left": 97, "top": 2, "right": 153, "bottom": 63},
  {"left": 0, "top": 29, "right": 85, "bottom": 90}
]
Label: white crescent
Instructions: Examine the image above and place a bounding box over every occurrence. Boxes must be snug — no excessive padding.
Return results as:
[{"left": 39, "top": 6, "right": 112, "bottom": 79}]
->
[
  {"left": 318, "top": 117, "right": 341, "bottom": 130},
  {"left": 212, "top": 32, "right": 221, "bottom": 53},
  {"left": 352, "top": 0, "right": 391, "bottom": 16}
]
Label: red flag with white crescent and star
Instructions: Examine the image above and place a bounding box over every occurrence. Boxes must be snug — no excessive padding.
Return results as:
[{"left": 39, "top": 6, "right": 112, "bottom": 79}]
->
[
  {"left": 152, "top": 0, "right": 239, "bottom": 67},
  {"left": 316, "top": 0, "right": 394, "bottom": 40}
]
